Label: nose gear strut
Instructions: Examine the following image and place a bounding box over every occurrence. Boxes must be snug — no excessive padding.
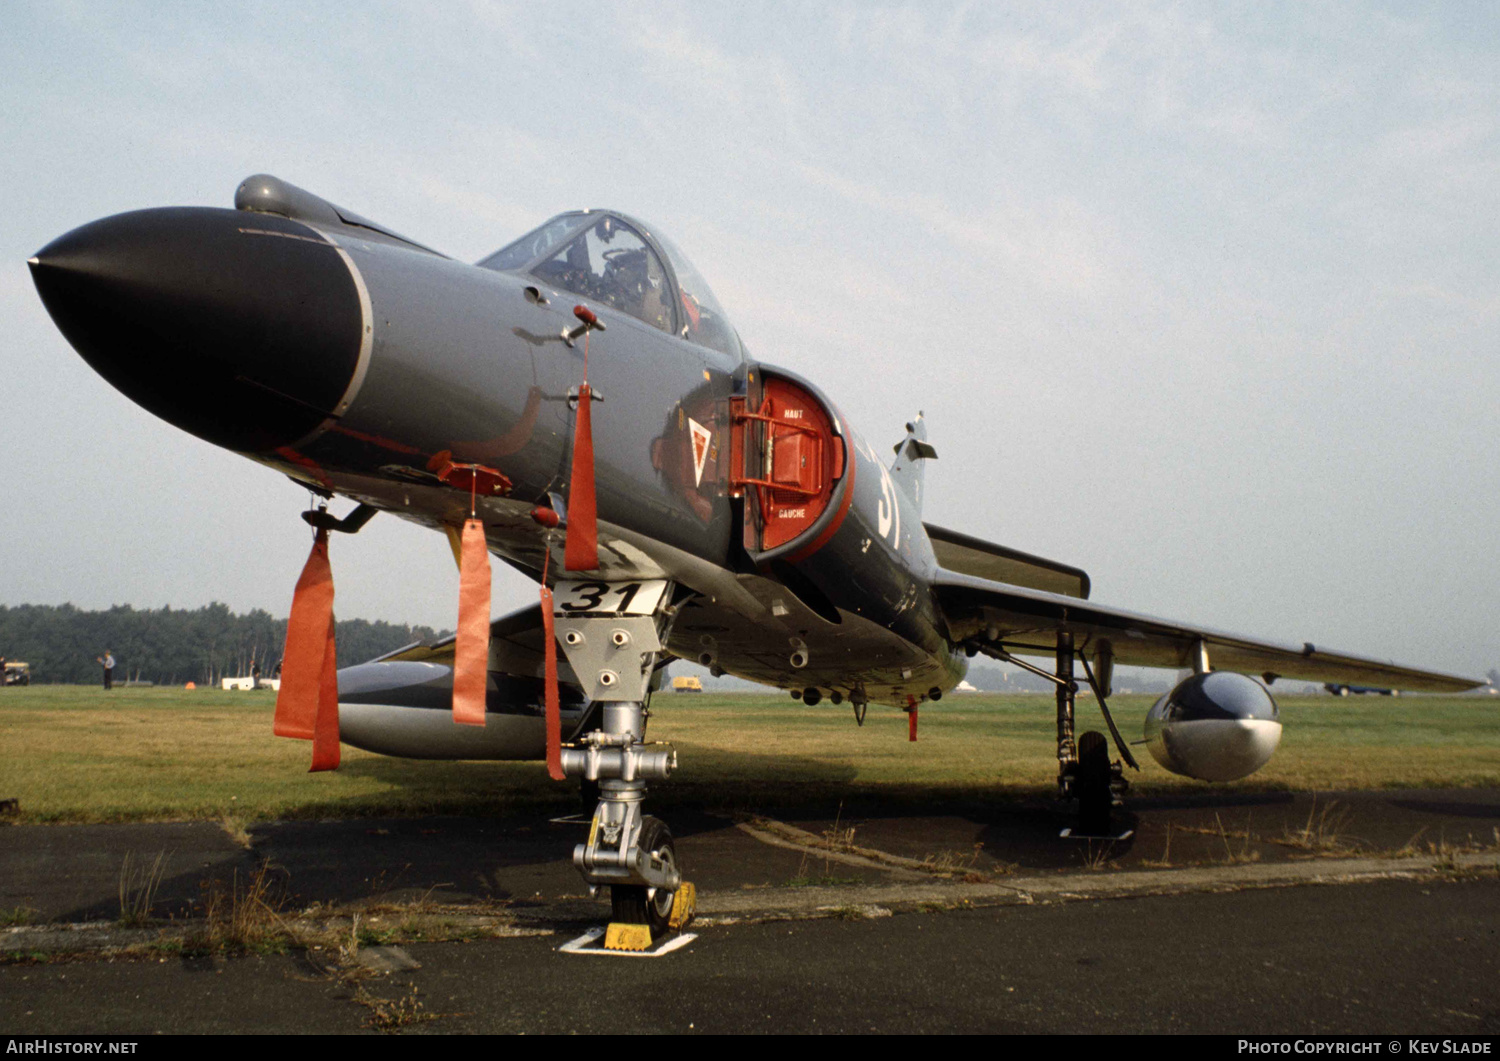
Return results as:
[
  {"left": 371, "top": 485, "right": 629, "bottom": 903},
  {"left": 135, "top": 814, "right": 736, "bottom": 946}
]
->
[{"left": 551, "top": 579, "right": 695, "bottom": 948}]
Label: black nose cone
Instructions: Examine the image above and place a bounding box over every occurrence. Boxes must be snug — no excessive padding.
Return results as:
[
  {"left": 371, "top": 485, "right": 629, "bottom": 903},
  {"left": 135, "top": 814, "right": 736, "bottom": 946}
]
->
[{"left": 29, "top": 207, "right": 364, "bottom": 452}]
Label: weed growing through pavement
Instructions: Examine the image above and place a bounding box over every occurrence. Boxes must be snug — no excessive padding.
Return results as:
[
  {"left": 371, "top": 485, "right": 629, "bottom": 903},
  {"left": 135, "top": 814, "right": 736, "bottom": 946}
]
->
[
  {"left": 1, "top": 950, "right": 51, "bottom": 964},
  {"left": 337, "top": 913, "right": 363, "bottom": 966},
  {"left": 354, "top": 981, "right": 441, "bottom": 1033},
  {"left": 921, "top": 844, "right": 986, "bottom": 877},
  {"left": 1415, "top": 831, "right": 1500, "bottom": 876},
  {"left": 821, "top": 803, "right": 857, "bottom": 852},
  {"left": 1213, "top": 813, "right": 1261, "bottom": 864},
  {"left": 1392, "top": 827, "right": 1432, "bottom": 859},
  {"left": 117, "top": 851, "right": 168, "bottom": 927},
  {"left": 1428, "top": 836, "right": 1460, "bottom": 874},
  {"left": 1082, "top": 840, "right": 1116, "bottom": 870},
  {"left": 191, "top": 859, "right": 293, "bottom": 954},
  {"left": 219, "top": 816, "right": 253, "bottom": 850},
  {"left": 817, "top": 803, "right": 856, "bottom": 878},
  {"left": 1142, "top": 825, "right": 1174, "bottom": 868},
  {"left": 789, "top": 847, "right": 856, "bottom": 888},
  {"left": 1277, "top": 796, "right": 1356, "bottom": 854}
]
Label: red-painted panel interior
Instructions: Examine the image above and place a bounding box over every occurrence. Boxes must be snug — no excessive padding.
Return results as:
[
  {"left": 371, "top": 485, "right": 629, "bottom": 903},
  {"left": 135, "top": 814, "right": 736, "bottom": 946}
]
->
[{"left": 758, "top": 377, "right": 839, "bottom": 550}]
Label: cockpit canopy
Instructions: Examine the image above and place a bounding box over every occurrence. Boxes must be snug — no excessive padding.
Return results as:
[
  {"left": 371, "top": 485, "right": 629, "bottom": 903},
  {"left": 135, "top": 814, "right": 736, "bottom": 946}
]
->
[{"left": 478, "top": 211, "right": 740, "bottom": 358}]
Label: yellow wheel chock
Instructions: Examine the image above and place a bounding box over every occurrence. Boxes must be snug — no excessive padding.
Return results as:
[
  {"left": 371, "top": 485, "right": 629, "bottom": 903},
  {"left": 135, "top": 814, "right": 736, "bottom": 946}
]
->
[
  {"left": 668, "top": 881, "right": 696, "bottom": 930},
  {"left": 602, "top": 881, "right": 696, "bottom": 952},
  {"left": 603, "top": 922, "right": 654, "bottom": 952}
]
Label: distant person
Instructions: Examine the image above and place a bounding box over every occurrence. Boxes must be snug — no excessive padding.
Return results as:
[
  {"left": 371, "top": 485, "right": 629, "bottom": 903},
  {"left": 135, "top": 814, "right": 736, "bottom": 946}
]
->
[
  {"left": 0, "top": 656, "right": 7, "bottom": 686},
  {"left": 96, "top": 650, "right": 115, "bottom": 690},
  {"left": 251, "top": 661, "right": 262, "bottom": 689}
]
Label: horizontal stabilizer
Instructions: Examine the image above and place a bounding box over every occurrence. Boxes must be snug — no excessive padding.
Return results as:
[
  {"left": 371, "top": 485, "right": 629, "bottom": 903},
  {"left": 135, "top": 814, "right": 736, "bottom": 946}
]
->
[
  {"left": 931, "top": 569, "right": 1482, "bottom": 693},
  {"left": 925, "top": 523, "right": 1091, "bottom": 600}
]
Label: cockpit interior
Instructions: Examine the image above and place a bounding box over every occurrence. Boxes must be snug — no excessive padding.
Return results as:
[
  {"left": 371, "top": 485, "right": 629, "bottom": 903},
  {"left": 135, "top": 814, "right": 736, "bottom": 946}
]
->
[{"left": 480, "top": 211, "right": 741, "bottom": 359}]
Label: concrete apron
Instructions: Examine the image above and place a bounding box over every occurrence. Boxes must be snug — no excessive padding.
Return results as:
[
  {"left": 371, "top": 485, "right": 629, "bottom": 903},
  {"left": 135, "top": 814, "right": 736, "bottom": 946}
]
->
[{"left": 5, "top": 845, "right": 1495, "bottom": 958}]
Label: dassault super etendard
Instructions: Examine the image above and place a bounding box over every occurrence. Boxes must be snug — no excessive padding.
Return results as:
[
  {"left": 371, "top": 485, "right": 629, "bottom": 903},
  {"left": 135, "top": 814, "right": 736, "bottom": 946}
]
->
[{"left": 29, "top": 175, "right": 1481, "bottom": 941}]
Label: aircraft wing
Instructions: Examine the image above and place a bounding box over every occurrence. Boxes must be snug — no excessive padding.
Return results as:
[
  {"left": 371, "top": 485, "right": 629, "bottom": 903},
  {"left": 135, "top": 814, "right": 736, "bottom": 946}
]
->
[
  {"left": 373, "top": 602, "right": 570, "bottom": 679},
  {"left": 931, "top": 569, "right": 1482, "bottom": 693}
]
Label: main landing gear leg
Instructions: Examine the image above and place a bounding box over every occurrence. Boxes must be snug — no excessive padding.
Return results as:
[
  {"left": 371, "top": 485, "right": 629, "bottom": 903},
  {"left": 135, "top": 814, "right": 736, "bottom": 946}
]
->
[
  {"left": 973, "top": 629, "right": 1132, "bottom": 840},
  {"left": 1055, "top": 632, "right": 1079, "bottom": 803},
  {"left": 553, "top": 584, "right": 694, "bottom": 950},
  {"left": 1056, "top": 632, "right": 1130, "bottom": 840}
]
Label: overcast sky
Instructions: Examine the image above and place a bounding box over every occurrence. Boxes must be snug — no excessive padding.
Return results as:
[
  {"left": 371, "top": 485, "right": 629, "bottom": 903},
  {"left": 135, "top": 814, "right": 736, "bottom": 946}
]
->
[{"left": 2, "top": 2, "right": 1496, "bottom": 680}]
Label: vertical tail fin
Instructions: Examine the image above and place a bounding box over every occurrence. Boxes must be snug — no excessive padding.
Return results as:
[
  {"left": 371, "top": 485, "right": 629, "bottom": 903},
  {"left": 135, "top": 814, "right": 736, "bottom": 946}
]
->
[{"left": 889, "top": 413, "right": 937, "bottom": 515}]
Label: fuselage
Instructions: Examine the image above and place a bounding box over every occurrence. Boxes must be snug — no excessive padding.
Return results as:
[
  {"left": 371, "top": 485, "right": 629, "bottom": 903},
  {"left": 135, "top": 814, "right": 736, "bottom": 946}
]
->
[{"left": 29, "top": 180, "right": 966, "bottom": 708}]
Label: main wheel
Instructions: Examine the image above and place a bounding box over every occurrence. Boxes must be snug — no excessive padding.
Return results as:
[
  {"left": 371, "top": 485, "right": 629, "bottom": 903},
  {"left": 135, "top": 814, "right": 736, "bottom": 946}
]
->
[
  {"left": 609, "top": 816, "right": 677, "bottom": 935},
  {"left": 1076, "top": 730, "right": 1112, "bottom": 836}
]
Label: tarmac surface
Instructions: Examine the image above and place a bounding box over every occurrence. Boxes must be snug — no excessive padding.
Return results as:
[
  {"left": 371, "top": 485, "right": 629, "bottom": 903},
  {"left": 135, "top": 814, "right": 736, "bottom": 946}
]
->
[{"left": 2, "top": 787, "right": 1498, "bottom": 1034}]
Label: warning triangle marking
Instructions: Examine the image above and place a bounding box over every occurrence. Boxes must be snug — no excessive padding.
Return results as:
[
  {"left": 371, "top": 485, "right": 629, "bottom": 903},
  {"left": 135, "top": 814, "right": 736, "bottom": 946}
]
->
[{"left": 688, "top": 417, "right": 711, "bottom": 487}]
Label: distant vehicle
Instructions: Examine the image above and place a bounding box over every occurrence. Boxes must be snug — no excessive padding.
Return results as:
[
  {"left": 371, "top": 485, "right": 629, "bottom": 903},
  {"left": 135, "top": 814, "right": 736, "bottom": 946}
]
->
[
  {"left": 1324, "top": 683, "right": 1398, "bottom": 697},
  {"left": 671, "top": 676, "right": 703, "bottom": 693},
  {"left": 3, "top": 662, "right": 30, "bottom": 686},
  {"left": 221, "top": 676, "right": 280, "bottom": 691}
]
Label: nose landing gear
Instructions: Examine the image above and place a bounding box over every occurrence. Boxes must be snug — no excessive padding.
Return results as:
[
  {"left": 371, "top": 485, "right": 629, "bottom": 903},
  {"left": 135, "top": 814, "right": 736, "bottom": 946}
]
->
[{"left": 552, "top": 580, "right": 696, "bottom": 950}]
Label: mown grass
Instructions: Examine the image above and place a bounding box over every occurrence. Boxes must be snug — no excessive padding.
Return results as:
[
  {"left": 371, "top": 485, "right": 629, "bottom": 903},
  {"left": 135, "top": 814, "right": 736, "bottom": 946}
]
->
[{"left": 0, "top": 685, "right": 1495, "bottom": 824}]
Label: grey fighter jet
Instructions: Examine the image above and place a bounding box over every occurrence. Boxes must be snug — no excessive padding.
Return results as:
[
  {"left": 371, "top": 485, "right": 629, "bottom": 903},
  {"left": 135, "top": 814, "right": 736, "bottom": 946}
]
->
[{"left": 28, "top": 175, "right": 1482, "bottom": 938}]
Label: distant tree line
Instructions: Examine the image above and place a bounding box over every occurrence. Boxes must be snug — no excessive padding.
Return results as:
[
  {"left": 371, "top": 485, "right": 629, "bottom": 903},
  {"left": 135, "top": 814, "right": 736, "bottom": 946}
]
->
[{"left": 0, "top": 603, "right": 449, "bottom": 686}]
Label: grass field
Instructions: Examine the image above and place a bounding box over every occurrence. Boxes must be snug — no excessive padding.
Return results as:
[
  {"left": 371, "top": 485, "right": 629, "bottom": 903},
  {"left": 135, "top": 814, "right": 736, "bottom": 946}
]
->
[{"left": 0, "top": 685, "right": 1496, "bottom": 824}]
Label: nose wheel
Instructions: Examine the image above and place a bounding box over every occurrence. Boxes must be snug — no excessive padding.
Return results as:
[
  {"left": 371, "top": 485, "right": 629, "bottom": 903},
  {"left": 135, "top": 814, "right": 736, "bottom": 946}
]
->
[{"left": 609, "top": 816, "right": 678, "bottom": 933}]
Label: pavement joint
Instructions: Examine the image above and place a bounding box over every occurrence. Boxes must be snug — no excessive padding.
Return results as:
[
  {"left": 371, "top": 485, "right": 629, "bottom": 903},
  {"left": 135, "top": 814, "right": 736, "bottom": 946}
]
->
[
  {"left": 734, "top": 820, "right": 930, "bottom": 881},
  {"left": 7, "top": 850, "right": 1491, "bottom": 958},
  {"left": 737, "top": 815, "right": 992, "bottom": 879},
  {"left": 688, "top": 850, "right": 1499, "bottom": 923}
]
